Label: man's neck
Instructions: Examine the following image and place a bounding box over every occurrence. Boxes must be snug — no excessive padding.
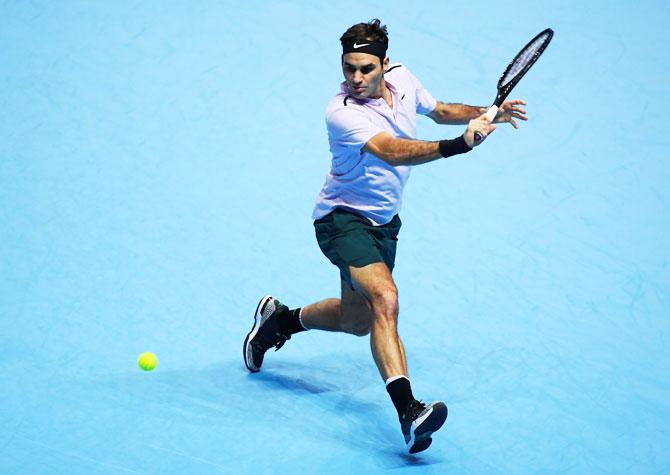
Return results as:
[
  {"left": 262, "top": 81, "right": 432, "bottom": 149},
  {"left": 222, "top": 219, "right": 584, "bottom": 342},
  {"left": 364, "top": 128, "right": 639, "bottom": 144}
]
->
[{"left": 370, "top": 78, "right": 393, "bottom": 108}]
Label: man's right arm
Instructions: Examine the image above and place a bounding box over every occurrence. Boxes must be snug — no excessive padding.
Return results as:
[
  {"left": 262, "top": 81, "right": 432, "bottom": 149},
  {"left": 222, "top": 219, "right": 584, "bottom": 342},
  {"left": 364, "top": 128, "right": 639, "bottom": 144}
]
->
[
  {"left": 363, "top": 114, "right": 497, "bottom": 166},
  {"left": 363, "top": 134, "right": 443, "bottom": 166},
  {"left": 427, "top": 102, "right": 487, "bottom": 125}
]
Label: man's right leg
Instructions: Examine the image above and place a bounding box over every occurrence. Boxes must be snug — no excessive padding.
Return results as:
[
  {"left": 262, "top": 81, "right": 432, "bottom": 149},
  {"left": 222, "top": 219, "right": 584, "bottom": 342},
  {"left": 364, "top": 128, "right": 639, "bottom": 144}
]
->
[
  {"left": 300, "top": 280, "right": 374, "bottom": 336},
  {"left": 243, "top": 282, "right": 374, "bottom": 373}
]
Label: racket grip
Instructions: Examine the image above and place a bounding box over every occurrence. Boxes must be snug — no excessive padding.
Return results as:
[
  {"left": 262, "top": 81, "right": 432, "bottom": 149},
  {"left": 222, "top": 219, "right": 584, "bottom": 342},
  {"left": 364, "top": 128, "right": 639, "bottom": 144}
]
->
[
  {"left": 474, "top": 105, "right": 499, "bottom": 142},
  {"left": 484, "top": 105, "right": 499, "bottom": 122}
]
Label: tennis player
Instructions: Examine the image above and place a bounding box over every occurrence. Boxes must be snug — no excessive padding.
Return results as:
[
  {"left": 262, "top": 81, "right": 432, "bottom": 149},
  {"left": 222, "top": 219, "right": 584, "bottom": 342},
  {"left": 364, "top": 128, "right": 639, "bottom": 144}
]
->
[{"left": 244, "top": 19, "right": 527, "bottom": 453}]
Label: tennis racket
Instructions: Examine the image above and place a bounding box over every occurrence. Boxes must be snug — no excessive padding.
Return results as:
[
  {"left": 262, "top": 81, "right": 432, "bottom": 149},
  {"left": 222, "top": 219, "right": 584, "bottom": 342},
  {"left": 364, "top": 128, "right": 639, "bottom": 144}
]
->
[{"left": 474, "top": 28, "right": 554, "bottom": 142}]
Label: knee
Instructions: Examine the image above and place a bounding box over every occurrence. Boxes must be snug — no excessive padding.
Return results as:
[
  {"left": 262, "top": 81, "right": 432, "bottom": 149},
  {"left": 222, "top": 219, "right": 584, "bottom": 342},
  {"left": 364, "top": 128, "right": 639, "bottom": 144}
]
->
[
  {"left": 341, "top": 311, "right": 372, "bottom": 337},
  {"left": 350, "top": 323, "right": 371, "bottom": 337},
  {"left": 370, "top": 285, "right": 398, "bottom": 320}
]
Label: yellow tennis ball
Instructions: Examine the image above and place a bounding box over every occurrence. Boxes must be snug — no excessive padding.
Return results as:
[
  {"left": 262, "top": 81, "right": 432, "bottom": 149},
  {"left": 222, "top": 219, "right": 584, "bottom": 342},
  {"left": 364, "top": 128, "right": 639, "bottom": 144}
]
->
[{"left": 138, "top": 352, "right": 158, "bottom": 371}]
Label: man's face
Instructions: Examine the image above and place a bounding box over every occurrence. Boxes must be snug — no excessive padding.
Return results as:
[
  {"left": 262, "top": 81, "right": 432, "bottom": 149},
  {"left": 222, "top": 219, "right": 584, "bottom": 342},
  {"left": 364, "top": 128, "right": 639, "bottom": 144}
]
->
[{"left": 342, "top": 52, "right": 389, "bottom": 99}]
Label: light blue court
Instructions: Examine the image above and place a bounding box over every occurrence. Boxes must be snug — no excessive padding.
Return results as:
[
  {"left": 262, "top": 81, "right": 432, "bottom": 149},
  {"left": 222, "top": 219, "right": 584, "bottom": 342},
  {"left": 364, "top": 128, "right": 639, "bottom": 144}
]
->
[{"left": 1, "top": 1, "right": 668, "bottom": 473}]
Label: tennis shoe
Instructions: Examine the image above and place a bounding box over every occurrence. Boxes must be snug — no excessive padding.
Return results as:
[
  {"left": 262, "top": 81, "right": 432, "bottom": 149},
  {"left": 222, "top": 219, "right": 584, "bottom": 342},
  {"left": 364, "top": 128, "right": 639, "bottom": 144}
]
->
[
  {"left": 400, "top": 400, "right": 448, "bottom": 454},
  {"left": 243, "top": 295, "right": 290, "bottom": 372}
]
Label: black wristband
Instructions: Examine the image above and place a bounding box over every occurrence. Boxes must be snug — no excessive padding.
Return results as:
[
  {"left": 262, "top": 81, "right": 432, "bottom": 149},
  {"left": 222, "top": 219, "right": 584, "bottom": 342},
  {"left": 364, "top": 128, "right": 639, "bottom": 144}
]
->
[{"left": 438, "top": 135, "right": 472, "bottom": 158}]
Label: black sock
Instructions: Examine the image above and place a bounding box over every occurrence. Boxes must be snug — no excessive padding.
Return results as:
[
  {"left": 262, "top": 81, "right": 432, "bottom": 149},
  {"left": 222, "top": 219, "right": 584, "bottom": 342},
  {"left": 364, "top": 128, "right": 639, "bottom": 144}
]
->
[
  {"left": 278, "top": 307, "right": 307, "bottom": 336},
  {"left": 386, "top": 376, "right": 415, "bottom": 418}
]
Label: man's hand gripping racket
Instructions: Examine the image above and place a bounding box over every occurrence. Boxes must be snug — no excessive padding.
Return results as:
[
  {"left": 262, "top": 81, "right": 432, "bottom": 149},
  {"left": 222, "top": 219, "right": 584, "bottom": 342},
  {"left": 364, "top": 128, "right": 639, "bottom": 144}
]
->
[{"left": 472, "top": 28, "right": 554, "bottom": 144}]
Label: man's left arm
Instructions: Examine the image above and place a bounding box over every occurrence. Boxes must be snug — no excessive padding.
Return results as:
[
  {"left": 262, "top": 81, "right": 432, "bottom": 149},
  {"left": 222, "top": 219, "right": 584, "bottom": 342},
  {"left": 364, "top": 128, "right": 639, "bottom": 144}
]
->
[{"left": 427, "top": 100, "right": 528, "bottom": 128}]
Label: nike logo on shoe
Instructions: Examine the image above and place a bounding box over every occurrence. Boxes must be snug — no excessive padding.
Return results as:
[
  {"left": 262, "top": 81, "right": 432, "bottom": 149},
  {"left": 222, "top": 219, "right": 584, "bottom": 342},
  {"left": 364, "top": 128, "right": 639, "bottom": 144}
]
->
[{"left": 353, "top": 42, "right": 371, "bottom": 49}]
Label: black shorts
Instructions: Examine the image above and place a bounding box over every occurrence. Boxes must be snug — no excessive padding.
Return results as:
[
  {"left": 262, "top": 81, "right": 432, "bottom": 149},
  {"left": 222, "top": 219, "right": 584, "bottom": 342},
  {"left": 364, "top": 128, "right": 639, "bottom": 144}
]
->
[{"left": 314, "top": 208, "right": 401, "bottom": 289}]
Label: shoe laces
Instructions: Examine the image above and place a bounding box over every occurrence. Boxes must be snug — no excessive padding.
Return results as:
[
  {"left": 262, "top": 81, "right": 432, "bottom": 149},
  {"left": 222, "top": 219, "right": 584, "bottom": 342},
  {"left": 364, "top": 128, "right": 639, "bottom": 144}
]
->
[
  {"left": 254, "top": 330, "right": 290, "bottom": 353},
  {"left": 403, "top": 400, "right": 427, "bottom": 421},
  {"left": 273, "top": 332, "right": 290, "bottom": 351}
]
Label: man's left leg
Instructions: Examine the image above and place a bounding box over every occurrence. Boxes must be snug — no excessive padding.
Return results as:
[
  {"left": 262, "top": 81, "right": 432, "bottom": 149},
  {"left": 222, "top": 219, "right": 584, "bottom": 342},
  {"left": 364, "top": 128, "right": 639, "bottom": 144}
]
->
[{"left": 346, "top": 262, "right": 447, "bottom": 454}]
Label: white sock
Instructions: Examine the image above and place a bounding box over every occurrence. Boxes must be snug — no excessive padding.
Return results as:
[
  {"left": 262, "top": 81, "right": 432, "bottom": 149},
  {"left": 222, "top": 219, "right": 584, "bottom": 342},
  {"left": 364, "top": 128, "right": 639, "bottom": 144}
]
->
[
  {"left": 298, "top": 307, "right": 309, "bottom": 331},
  {"left": 385, "top": 375, "right": 409, "bottom": 386}
]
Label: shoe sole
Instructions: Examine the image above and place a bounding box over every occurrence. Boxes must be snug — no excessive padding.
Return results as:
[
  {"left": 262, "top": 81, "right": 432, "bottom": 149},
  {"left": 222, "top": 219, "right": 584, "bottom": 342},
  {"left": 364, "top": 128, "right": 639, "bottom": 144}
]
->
[
  {"left": 243, "top": 295, "right": 273, "bottom": 372},
  {"left": 407, "top": 402, "right": 448, "bottom": 454}
]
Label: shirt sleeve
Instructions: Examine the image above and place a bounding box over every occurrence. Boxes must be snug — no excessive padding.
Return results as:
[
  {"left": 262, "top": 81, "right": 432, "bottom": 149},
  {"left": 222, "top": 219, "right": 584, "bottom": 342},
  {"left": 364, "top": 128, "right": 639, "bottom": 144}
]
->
[
  {"left": 326, "top": 106, "right": 384, "bottom": 151},
  {"left": 416, "top": 84, "right": 437, "bottom": 115},
  {"left": 403, "top": 67, "right": 438, "bottom": 115}
]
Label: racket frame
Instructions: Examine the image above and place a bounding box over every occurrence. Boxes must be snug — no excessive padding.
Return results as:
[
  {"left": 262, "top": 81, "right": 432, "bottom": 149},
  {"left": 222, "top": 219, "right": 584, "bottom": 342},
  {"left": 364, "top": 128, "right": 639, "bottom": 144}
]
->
[{"left": 475, "top": 28, "right": 554, "bottom": 141}]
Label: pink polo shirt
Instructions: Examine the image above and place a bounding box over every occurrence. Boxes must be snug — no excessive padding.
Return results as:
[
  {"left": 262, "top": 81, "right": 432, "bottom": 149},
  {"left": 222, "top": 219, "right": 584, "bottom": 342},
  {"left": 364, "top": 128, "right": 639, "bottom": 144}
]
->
[{"left": 312, "top": 64, "right": 437, "bottom": 225}]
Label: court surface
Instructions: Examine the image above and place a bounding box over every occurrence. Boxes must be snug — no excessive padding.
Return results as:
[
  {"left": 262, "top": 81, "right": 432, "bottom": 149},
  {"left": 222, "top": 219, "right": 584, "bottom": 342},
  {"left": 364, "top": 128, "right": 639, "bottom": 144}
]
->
[{"left": 1, "top": 1, "right": 669, "bottom": 473}]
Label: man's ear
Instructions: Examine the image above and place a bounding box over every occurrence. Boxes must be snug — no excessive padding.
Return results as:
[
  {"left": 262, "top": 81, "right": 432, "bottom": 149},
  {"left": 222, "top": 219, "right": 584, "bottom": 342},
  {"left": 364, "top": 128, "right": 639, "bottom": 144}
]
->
[{"left": 382, "top": 56, "right": 390, "bottom": 73}]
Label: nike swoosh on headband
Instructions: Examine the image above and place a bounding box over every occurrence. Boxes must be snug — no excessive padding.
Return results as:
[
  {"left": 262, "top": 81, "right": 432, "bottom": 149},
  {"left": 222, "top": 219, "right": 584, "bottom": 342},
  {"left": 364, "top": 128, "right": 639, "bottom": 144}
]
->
[{"left": 353, "top": 42, "right": 371, "bottom": 49}]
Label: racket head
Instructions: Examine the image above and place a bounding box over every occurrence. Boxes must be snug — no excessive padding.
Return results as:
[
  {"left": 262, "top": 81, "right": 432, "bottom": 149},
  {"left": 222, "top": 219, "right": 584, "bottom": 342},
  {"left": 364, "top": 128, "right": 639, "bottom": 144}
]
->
[{"left": 494, "top": 28, "right": 554, "bottom": 106}]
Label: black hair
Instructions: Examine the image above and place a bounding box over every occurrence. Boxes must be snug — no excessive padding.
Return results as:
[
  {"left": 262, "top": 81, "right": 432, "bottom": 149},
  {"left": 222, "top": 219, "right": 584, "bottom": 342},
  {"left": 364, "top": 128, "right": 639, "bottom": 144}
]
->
[{"left": 340, "top": 19, "right": 389, "bottom": 49}]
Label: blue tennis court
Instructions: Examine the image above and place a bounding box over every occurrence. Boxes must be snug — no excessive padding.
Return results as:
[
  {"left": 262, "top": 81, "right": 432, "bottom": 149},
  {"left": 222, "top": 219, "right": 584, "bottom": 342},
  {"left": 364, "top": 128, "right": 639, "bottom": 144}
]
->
[{"left": 1, "top": 1, "right": 668, "bottom": 473}]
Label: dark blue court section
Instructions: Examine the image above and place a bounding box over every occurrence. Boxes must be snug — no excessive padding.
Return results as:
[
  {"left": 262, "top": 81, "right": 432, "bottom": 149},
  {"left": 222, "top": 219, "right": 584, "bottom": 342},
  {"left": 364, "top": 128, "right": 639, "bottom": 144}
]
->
[{"left": 1, "top": 1, "right": 668, "bottom": 473}]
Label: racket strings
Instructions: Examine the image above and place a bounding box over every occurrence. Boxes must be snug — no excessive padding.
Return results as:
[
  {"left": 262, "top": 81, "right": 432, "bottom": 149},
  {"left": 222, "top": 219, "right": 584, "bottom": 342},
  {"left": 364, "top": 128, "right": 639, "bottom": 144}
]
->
[{"left": 501, "top": 33, "right": 551, "bottom": 86}]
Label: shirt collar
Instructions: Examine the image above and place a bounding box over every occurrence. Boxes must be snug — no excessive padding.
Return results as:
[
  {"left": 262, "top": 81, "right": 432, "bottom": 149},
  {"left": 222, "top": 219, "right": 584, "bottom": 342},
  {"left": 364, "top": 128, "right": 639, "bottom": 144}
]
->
[{"left": 339, "top": 77, "right": 397, "bottom": 105}]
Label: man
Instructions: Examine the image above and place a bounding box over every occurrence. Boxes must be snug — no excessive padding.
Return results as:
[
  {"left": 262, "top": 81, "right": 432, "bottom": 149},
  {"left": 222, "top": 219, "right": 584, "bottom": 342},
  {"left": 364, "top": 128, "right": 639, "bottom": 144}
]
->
[{"left": 244, "top": 19, "right": 527, "bottom": 454}]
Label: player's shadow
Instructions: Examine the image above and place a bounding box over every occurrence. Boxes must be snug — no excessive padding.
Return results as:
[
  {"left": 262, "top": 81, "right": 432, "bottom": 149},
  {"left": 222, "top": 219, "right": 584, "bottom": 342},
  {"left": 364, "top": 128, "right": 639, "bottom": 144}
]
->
[
  {"left": 245, "top": 356, "right": 445, "bottom": 468},
  {"left": 250, "top": 360, "right": 339, "bottom": 394}
]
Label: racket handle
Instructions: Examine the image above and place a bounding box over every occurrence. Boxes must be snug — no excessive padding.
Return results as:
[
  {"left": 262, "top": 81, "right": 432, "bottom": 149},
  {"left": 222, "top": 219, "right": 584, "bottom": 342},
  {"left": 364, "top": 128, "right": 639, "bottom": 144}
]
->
[
  {"left": 474, "top": 105, "right": 499, "bottom": 142},
  {"left": 484, "top": 105, "right": 499, "bottom": 121}
]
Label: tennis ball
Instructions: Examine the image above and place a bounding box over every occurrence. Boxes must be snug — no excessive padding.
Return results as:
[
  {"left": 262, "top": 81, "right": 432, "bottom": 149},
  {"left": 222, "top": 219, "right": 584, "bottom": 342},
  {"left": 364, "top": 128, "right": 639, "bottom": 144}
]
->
[{"left": 138, "top": 352, "right": 158, "bottom": 371}]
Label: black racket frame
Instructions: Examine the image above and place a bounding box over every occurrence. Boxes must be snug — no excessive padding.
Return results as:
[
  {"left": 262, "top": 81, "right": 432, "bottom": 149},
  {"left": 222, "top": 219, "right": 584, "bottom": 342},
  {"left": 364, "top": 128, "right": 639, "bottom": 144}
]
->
[{"left": 492, "top": 27, "right": 554, "bottom": 107}]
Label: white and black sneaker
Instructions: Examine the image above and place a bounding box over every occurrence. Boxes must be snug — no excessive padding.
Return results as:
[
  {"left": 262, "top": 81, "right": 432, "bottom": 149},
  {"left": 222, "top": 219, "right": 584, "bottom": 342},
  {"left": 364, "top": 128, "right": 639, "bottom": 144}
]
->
[
  {"left": 243, "top": 295, "right": 290, "bottom": 372},
  {"left": 400, "top": 400, "right": 448, "bottom": 454}
]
